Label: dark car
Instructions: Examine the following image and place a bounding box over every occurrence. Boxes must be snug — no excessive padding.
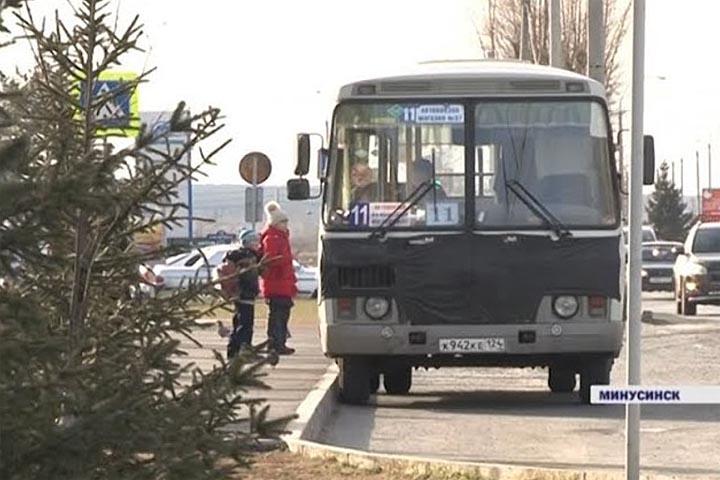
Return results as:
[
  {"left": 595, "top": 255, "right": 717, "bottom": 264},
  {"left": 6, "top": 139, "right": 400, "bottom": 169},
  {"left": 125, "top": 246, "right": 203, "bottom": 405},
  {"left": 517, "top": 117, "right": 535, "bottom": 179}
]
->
[
  {"left": 673, "top": 221, "right": 720, "bottom": 315},
  {"left": 641, "top": 241, "right": 683, "bottom": 292}
]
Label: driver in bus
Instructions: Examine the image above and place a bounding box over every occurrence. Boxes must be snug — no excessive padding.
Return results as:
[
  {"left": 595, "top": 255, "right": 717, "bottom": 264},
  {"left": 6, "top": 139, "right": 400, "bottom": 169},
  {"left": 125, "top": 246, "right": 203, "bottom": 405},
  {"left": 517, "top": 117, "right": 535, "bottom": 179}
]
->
[{"left": 350, "top": 161, "right": 378, "bottom": 203}]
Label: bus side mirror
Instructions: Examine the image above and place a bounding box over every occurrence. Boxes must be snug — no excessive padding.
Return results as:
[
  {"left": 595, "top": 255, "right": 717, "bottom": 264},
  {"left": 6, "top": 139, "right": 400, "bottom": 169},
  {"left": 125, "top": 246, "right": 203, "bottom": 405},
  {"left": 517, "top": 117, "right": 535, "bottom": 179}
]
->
[
  {"left": 317, "top": 148, "right": 329, "bottom": 179},
  {"left": 287, "top": 178, "right": 310, "bottom": 200},
  {"left": 295, "top": 134, "right": 311, "bottom": 176},
  {"left": 643, "top": 135, "right": 655, "bottom": 185}
]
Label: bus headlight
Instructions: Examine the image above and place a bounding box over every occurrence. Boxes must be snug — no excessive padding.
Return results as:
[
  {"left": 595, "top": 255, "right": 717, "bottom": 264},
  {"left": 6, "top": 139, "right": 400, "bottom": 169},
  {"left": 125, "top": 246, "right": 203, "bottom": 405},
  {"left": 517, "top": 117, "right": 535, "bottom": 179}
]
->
[
  {"left": 364, "top": 297, "right": 390, "bottom": 320},
  {"left": 553, "top": 295, "right": 579, "bottom": 319}
]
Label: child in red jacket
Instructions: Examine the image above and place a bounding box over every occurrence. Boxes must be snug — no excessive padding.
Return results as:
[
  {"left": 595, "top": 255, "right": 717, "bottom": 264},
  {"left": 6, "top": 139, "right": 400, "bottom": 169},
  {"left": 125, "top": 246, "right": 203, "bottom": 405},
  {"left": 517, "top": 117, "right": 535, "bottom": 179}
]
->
[{"left": 259, "top": 201, "right": 298, "bottom": 355}]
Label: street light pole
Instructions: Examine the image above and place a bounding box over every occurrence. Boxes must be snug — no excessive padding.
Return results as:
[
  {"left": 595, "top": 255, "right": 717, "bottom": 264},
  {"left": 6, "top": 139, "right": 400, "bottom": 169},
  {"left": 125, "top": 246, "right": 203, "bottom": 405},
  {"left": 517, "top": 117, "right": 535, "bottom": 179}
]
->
[
  {"left": 588, "top": 0, "right": 606, "bottom": 84},
  {"left": 549, "top": 0, "right": 562, "bottom": 68},
  {"left": 697, "top": 150, "right": 701, "bottom": 213},
  {"left": 680, "top": 157, "right": 684, "bottom": 195},
  {"left": 626, "top": 0, "right": 646, "bottom": 479},
  {"left": 709, "top": 143, "right": 713, "bottom": 189}
]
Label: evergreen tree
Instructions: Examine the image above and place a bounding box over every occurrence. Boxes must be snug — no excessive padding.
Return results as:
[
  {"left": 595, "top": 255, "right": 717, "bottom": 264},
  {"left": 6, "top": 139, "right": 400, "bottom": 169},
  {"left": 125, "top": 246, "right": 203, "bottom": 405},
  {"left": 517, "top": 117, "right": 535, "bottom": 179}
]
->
[
  {"left": 0, "top": 2, "right": 282, "bottom": 479},
  {"left": 646, "top": 161, "right": 695, "bottom": 242}
]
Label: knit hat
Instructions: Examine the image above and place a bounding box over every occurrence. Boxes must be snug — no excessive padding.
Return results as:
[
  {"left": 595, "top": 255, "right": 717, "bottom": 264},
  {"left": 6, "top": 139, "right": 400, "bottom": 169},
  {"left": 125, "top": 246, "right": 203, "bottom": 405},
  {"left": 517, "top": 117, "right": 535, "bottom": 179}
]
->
[
  {"left": 238, "top": 229, "right": 259, "bottom": 247},
  {"left": 264, "top": 201, "right": 289, "bottom": 226}
]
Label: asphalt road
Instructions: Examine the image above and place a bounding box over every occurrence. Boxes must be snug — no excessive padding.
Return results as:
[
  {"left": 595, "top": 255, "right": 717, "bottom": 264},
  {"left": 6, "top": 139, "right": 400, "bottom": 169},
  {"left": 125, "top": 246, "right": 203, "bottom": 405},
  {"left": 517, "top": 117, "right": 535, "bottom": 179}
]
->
[{"left": 319, "top": 291, "right": 720, "bottom": 478}]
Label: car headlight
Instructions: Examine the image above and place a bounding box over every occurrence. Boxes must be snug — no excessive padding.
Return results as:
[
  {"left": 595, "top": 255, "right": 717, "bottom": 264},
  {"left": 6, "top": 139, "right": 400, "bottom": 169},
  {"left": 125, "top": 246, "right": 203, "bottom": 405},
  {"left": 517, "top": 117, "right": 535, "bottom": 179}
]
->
[
  {"left": 642, "top": 269, "right": 648, "bottom": 278},
  {"left": 553, "top": 295, "right": 579, "bottom": 319},
  {"left": 364, "top": 297, "right": 390, "bottom": 320},
  {"left": 685, "top": 262, "right": 707, "bottom": 276}
]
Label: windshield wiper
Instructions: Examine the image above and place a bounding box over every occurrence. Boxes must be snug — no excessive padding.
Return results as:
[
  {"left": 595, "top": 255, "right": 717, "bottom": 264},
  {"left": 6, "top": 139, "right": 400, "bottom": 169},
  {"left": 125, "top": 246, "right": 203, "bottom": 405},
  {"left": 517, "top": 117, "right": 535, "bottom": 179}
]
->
[
  {"left": 369, "top": 180, "right": 436, "bottom": 240},
  {"left": 505, "top": 179, "right": 572, "bottom": 239}
]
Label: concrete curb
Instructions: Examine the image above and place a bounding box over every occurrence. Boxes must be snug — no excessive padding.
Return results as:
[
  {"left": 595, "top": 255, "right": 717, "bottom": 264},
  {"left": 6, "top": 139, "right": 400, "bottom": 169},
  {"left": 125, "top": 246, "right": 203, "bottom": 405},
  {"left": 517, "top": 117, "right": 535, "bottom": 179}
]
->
[
  {"left": 282, "top": 365, "right": 702, "bottom": 480},
  {"left": 281, "top": 363, "right": 339, "bottom": 442},
  {"left": 287, "top": 439, "right": 692, "bottom": 480}
]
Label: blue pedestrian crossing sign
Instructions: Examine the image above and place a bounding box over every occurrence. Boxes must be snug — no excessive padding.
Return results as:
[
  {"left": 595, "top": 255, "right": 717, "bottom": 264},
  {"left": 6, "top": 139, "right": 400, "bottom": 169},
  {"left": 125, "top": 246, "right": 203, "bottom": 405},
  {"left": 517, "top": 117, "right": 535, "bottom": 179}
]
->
[{"left": 76, "top": 70, "right": 140, "bottom": 137}]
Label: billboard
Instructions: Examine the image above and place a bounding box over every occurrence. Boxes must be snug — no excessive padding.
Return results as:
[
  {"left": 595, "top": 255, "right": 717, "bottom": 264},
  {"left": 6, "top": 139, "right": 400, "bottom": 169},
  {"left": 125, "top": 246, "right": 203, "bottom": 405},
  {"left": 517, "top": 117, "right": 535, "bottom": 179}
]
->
[{"left": 701, "top": 189, "right": 720, "bottom": 222}]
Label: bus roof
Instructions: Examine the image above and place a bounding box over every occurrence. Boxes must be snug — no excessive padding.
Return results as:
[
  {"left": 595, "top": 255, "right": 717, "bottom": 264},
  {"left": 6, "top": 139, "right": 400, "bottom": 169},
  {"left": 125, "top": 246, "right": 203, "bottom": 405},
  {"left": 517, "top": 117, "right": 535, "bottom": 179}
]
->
[{"left": 337, "top": 59, "right": 606, "bottom": 101}]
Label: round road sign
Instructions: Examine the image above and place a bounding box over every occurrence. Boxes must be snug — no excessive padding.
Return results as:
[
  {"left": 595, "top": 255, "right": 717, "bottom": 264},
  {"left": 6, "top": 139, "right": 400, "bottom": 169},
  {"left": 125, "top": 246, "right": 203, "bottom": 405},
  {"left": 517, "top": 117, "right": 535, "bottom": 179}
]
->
[{"left": 239, "top": 151, "right": 272, "bottom": 185}]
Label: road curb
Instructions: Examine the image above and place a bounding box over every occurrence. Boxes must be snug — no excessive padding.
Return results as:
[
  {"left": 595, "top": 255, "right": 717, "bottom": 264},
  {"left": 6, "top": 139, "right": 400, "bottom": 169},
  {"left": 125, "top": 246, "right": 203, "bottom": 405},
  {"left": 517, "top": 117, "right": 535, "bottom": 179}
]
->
[
  {"left": 281, "top": 363, "right": 339, "bottom": 442},
  {"left": 288, "top": 437, "right": 694, "bottom": 480},
  {"left": 282, "top": 365, "right": 700, "bottom": 480}
]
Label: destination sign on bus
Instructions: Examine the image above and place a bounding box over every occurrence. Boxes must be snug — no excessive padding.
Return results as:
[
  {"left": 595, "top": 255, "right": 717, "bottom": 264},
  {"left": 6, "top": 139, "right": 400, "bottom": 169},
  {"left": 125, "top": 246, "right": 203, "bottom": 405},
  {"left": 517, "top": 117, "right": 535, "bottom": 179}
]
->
[
  {"left": 349, "top": 202, "right": 412, "bottom": 227},
  {"left": 402, "top": 104, "right": 464, "bottom": 124}
]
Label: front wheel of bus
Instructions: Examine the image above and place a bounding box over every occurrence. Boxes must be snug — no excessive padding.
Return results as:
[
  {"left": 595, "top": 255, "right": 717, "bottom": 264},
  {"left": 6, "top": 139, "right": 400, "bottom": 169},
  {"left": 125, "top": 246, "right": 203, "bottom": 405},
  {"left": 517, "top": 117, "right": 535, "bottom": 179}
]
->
[
  {"left": 548, "top": 366, "right": 576, "bottom": 393},
  {"left": 383, "top": 367, "right": 412, "bottom": 395},
  {"left": 579, "top": 357, "right": 612, "bottom": 405},
  {"left": 338, "top": 357, "right": 371, "bottom": 405}
]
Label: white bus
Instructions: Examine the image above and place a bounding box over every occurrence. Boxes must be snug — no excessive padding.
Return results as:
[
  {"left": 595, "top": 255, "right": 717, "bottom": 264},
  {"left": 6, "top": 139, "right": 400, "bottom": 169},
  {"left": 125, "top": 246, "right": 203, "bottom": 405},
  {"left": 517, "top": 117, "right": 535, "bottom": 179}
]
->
[{"left": 288, "top": 60, "right": 655, "bottom": 405}]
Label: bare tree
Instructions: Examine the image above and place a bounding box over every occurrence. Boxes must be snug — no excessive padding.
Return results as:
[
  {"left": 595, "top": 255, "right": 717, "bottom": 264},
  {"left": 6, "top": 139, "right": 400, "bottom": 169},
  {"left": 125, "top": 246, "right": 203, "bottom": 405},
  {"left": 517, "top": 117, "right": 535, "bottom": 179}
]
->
[{"left": 479, "top": 0, "right": 630, "bottom": 102}]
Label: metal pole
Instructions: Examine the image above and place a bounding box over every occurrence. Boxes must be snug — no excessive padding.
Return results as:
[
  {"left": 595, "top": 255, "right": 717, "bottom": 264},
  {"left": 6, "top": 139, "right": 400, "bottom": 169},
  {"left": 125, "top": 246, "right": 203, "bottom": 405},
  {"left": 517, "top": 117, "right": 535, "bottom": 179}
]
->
[
  {"left": 549, "top": 0, "right": 562, "bottom": 67},
  {"left": 671, "top": 161, "right": 675, "bottom": 185},
  {"left": 187, "top": 131, "right": 193, "bottom": 244},
  {"left": 617, "top": 101, "right": 625, "bottom": 186},
  {"left": 251, "top": 157, "right": 258, "bottom": 232},
  {"left": 680, "top": 157, "right": 684, "bottom": 195},
  {"left": 520, "top": 0, "right": 533, "bottom": 61},
  {"left": 626, "top": 0, "right": 645, "bottom": 478},
  {"left": 588, "top": 0, "right": 606, "bottom": 84},
  {"left": 697, "top": 150, "right": 701, "bottom": 214},
  {"left": 709, "top": 143, "right": 712, "bottom": 189}
]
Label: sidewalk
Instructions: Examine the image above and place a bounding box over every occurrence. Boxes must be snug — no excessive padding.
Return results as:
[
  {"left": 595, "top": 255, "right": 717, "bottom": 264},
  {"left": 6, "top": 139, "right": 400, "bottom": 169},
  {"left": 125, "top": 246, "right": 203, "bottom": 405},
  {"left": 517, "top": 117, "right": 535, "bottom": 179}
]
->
[{"left": 180, "top": 317, "right": 330, "bottom": 428}]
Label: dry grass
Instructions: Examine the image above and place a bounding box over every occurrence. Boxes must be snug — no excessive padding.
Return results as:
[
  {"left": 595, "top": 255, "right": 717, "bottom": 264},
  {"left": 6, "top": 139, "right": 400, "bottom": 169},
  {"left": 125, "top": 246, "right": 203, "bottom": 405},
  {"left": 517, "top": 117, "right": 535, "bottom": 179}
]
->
[
  {"left": 235, "top": 449, "right": 471, "bottom": 480},
  {"left": 198, "top": 297, "right": 320, "bottom": 327}
]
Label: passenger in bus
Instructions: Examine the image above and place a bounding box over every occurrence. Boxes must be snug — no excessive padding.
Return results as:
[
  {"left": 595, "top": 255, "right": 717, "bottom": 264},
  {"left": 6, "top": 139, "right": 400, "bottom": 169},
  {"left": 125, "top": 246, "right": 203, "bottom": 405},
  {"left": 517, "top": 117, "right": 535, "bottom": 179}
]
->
[
  {"left": 350, "top": 162, "right": 378, "bottom": 203},
  {"left": 410, "top": 157, "right": 447, "bottom": 200}
]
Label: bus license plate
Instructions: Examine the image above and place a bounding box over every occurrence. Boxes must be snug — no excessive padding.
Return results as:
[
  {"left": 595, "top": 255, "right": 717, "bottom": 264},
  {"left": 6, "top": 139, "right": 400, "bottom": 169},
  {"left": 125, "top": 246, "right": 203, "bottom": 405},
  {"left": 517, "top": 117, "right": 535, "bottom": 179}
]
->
[{"left": 439, "top": 338, "right": 505, "bottom": 353}]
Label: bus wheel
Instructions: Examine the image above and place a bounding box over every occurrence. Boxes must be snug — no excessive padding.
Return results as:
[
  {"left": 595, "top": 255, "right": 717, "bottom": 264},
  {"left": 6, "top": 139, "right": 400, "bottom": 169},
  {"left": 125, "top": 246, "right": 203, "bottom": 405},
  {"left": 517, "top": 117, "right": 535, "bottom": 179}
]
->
[
  {"left": 579, "top": 357, "right": 612, "bottom": 405},
  {"left": 338, "top": 357, "right": 371, "bottom": 405},
  {"left": 548, "top": 366, "right": 576, "bottom": 393},
  {"left": 383, "top": 367, "right": 412, "bottom": 395},
  {"left": 370, "top": 373, "right": 380, "bottom": 394}
]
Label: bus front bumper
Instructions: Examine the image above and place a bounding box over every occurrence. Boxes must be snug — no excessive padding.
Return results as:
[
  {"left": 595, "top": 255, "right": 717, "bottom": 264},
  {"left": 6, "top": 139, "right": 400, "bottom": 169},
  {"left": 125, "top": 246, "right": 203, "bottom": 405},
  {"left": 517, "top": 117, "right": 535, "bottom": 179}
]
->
[{"left": 322, "top": 321, "right": 623, "bottom": 363}]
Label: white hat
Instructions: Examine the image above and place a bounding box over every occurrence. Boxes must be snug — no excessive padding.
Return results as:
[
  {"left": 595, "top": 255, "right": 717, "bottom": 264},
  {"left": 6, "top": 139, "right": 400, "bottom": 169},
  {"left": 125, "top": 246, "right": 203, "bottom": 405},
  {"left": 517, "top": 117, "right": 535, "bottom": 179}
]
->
[{"left": 265, "top": 201, "right": 289, "bottom": 226}]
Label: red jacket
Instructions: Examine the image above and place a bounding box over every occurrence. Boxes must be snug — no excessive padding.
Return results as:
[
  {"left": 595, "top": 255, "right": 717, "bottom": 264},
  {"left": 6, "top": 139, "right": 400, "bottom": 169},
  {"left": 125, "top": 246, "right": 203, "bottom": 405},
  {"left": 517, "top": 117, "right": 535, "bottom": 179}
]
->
[{"left": 259, "top": 225, "right": 297, "bottom": 298}]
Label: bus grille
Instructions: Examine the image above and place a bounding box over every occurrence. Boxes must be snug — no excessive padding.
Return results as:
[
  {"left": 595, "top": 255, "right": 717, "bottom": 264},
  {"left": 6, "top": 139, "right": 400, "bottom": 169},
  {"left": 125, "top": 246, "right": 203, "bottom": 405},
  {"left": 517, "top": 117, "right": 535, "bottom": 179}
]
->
[{"left": 338, "top": 265, "right": 395, "bottom": 289}]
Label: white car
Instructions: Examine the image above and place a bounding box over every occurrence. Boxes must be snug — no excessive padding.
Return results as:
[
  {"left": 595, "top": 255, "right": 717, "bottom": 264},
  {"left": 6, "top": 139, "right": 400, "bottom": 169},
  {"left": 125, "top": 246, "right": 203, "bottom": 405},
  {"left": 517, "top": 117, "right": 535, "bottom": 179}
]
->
[
  {"left": 155, "top": 244, "right": 319, "bottom": 297},
  {"left": 623, "top": 225, "right": 658, "bottom": 243},
  {"left": 294, "top": 260, "right": 318, "bottom": 298},
  {"left": 154, "top": 243, "right": 241, "bottom": 289}
]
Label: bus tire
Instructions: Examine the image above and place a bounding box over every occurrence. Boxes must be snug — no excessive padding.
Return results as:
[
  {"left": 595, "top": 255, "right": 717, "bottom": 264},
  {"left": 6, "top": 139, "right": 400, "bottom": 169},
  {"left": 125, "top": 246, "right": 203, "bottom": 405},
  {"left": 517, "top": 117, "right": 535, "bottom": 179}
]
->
[
  {"left": 383, "top": 367, "right": 412, "bottom": 395},
  {"left": 548, "top": 366, "right": 576, "bottom": 393},
  {"left": 338, "top": 357, "right": 371, "bottom": 405},
  {"left": 579, "top": 356, "right": 612, "bottom": 405}
]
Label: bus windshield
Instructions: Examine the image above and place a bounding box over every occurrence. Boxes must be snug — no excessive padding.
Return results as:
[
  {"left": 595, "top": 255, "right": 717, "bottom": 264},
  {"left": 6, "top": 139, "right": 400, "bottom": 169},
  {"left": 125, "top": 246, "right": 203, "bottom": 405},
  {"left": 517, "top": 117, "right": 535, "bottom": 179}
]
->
[{"left": 325, "top": 100, "right": 617, "bottom": 230}]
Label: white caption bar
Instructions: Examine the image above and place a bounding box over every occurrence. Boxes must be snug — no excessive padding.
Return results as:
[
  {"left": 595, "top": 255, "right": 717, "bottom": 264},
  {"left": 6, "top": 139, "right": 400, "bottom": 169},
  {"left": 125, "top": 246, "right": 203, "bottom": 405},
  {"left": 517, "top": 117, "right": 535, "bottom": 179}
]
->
[{"left": 591, "top": 386, "right": 720, "bottom": 404}]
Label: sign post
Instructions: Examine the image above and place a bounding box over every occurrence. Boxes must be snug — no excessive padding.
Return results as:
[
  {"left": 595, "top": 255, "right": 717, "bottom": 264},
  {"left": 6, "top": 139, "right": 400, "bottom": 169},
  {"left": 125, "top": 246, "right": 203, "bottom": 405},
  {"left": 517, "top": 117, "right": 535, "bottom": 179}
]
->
[{"left": 239, "top": 152, "right": 272, "bottom": 230}]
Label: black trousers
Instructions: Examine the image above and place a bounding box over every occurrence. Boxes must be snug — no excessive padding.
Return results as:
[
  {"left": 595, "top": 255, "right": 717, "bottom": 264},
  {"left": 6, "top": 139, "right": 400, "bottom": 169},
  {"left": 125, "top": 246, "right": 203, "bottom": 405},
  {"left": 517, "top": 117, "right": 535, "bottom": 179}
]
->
[
  {"left": 266, "top": 297, "right": 293, "bottom": 350},
  {"left": 227, "top": 302, "right": 254, "bottom": 358}
]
